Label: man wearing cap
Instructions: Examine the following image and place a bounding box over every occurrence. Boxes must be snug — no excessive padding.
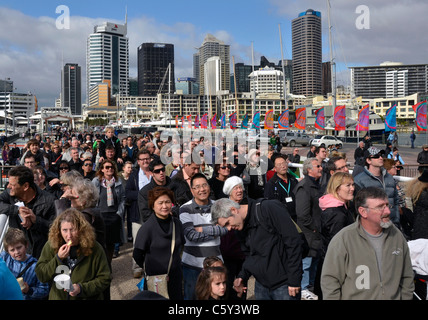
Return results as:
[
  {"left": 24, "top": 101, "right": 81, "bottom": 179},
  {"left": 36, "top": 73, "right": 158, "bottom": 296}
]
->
[
  {"left": 354, "top": 146, "right": 400, "bottom": 228},
  {"left": 417, "top": 145, "right": 428, "bottom": 173}
]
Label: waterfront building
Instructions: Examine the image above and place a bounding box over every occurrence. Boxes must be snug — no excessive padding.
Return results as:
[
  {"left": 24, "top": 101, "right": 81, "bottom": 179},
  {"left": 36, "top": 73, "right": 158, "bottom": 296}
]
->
[{"left": 61, "top": 63, "right": 82, "bottom": 115}]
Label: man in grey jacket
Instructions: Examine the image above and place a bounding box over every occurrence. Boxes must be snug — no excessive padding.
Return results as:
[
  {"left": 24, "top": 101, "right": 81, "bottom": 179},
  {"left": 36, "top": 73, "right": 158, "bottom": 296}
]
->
[
  {"left": 354, "top": 146, "right": 399, "bottom": 227},
  {"left": 321, "top": 187, "right": 414, "bottom": 300}
]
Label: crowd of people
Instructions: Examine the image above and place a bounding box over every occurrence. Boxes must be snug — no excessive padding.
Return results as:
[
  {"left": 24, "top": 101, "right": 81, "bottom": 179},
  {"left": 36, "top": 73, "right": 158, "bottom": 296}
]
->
[{"left": 0, "top": 126, "right": 427, "bottom": 301}]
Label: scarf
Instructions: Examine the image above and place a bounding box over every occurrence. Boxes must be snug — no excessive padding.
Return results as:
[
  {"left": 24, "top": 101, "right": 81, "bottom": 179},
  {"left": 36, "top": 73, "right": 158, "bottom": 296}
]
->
[{"left": 102, "top": 177, "right": 116, "bottom": 206}]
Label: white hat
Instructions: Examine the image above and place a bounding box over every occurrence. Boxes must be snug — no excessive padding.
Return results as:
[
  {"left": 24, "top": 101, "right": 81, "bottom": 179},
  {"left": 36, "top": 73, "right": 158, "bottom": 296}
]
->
[{"left": 223, "top": 176, "right": 244, "bottom": 195}]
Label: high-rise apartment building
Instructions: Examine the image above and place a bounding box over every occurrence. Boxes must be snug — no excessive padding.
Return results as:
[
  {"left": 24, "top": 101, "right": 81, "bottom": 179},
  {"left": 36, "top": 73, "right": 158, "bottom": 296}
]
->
[
  {"left": 194, "top": 34, "right": 230, "bottom": 95},
  {"left": 61, "top": 63, "right": 82, "bottom": 115},
  {"left": 350, "top": 62, "right": 428, "bottom": 99},
  {"left": 292, "top": 9, "right": 322, "bottom": 97},
  {"left": 137, "top": 43, "right": 175, "bottom": 96},
  {"left": 86, "top": 21, "right": 129, "bottom": 104}
]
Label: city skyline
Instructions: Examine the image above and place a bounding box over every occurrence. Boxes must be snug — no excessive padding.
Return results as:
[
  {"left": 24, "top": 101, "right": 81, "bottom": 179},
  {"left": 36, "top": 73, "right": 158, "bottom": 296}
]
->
[{"left": 0, "top": 0, "right": 427, "bottom": 107}]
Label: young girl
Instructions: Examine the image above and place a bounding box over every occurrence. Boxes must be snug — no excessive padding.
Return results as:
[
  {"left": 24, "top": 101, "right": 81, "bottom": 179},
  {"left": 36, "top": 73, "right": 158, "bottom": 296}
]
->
[{"left": 195, "top": 266, "right": 228, "bottom": 300}]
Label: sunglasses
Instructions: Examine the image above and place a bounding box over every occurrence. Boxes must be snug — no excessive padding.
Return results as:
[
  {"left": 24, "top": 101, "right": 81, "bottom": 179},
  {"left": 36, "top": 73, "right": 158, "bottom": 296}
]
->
[
  {"left": 220, "top": 165, "right": 231, "bottom": 170},
  {"left": 370, "top": 154, "right": 382, "bottom": 159},
  {"left": 84, "top": 163, "right": 93, "bottom": 167},
  {"left": 153, "top": 168, "right": 165, "bottom": 174},
  {"left": 104, "top": 166, "right": 114, "bottom": 170}
]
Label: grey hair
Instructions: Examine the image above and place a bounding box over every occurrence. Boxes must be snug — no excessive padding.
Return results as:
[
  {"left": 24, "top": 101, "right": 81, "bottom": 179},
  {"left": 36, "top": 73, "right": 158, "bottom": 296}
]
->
[
  {"left": 211, "top": 198, "right": 240, "bottom": 224},
  {"left": 60, "top": 170, "right": 84, "bottom": 186},
  {"left": 302, "top": 157, "right": 318, "bottom": 175},
  {"left": 73, "top": 179, "right": 99, "bottom": 208}
]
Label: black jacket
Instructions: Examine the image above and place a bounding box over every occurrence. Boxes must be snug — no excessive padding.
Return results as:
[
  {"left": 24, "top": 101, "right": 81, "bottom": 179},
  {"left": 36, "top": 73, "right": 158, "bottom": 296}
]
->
[
  {"left": 264, "top": 172, "right": 298, "bottom": 221},
  {"left": 168, "top": 170, "right": 193, "bottom": 207},
  {"left": 237, "top": 199, "right": 303, "bottom": 289},
  {"left": 0, "top": 186, "right": 56, "bottom": 259}
]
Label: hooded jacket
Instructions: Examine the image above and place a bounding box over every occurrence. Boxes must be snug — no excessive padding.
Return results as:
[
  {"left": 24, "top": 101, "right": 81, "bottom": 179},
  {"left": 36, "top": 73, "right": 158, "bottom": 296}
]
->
[{"left": 319, "top": 194, "right": 355, "bottom": 255}]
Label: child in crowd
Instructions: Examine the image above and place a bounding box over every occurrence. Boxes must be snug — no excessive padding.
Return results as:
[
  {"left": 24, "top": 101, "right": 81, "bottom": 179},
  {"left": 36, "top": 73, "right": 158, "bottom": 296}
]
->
[
  {"left": 0, "top": 228, "right": 49, "bottom": 300},
  {"left": 195, "top": 265, "right": 228, "bottom": 300}
]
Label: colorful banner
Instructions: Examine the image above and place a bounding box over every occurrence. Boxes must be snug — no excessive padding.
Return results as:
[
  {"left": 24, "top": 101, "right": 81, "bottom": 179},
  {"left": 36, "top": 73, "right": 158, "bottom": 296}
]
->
[
  {"left": 334, "top": 105, "right": 346, "bottom": 131},
  {"left": 220, "top": 113, "right": 226, "bottom": 129},
  {"left": 314, "top": 107, "right": 325, "bottom": 130},
  {"left": 385, "top": 104, "right": 397, "bottom": 132},
  {"left": 229, "top": 112, "right": 237, "bottom": 129},
  {"left": 294, "top": 107, "right": 306, "bottom": 130},
  {"left": 413, "top": 100, "right": 427, "bottom": 131},
  {"left": 252, "top": 111, "right": 260, "bottom": 129},
  {"left": 201, "top": 113, "right": 208, "bottom": 129},
  {"left": 194, "top": 114, "right": 199, "bottom": 129},
  {"left": 278, "top": 110, "right": 289, "bottom": 129},
  {"left": 264, "top": 109, "right": 274, "bottom": 129},
  {"left": 181, "top": 116, "right": 184, "bottom": 129},
  {"left": 210, "top": 114, "right": 217, "bottom": 129},
  {"left": 186, "top": 115, "right": 192, "bottom": 129},
  {"left": 241, "top": 114, "right": 249, "bottom": 129},
  {"left": 356, "top": 104, "right": 370, "bottom": 131},
  {"left": 175, "top": 115, "right": 179, "bottom": 128}
]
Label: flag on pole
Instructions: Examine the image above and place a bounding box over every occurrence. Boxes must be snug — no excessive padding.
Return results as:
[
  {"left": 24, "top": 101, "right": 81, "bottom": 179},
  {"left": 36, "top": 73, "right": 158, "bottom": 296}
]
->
[
  {"left": 220, "top": 113, "right": 226, "bottom": 129},
  {"left": 278, "top": 110, "right": 289, "bottom": 129},
  {"left": 210, "top": 114, "right": 217, "bottom": 129},
  {"left": 294, "top": 107, "right": 306, "bottom": 130},
  {"left": 187, "top": 115, "right": 192, "bottom": 129},
  {"left": 385, "top": 104, "right": 397, "bottom": 132},
  {"left": 194, "top": 114, "right": 199, "bottom": 129},
  {"left": 241, "top": 114, "right": 249, "bottom": 129},
  {"left": 181, "top": 116, "right": 184, "bottom": 129},
  {"left": 201, "top": 113, "right": 208, "bottom": 129},
  {"left": 412, "top": 100, "right": 427, "bottom": 131},
  {"left": 334, "top": 105, "right": 346, "bottom": 131},
  {"left": 356, "top": 104, "right": 370, "bottom": 131},
  {"left": 175, "top": 115, "right": 179, "bottom": 128},
  {"left": 252, "top": 111, "right": 260, "bottom": 129},
  {"left": 264, "top": 109, "right": 274, "bottom": 129},
  {"left": 314, "top": 107, "right": 325, "bottom": 130},
  {"left": 229, "top": 112, "right": 237, "bottom": 129}
]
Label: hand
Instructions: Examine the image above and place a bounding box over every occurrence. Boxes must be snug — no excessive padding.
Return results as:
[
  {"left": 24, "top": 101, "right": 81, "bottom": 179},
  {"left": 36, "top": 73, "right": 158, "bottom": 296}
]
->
[
  {"left": 58, "top": 243, "right": 71, "bottom": 260},
  {"left": 288, "top": 286, "right": 300, "bottom": 297},
  {"left": 61, "top": 188, "right": 79, "bottom": 201},
  {"left": 69, "top": 284, "right": 81, "bottom": 297},
  {"left": 49, "top": 178, "right": 60, "bottom": 187},
  {"left": 194, "top": 226, "right": 203, "bottom": 233},
  {"left": 117, "top": 158, "right": 123, "bottom": 164},
  {"left": 232, "top": 278, "right": 247, "bottom": 297},
  {"left": 19, "top": 207, "right": 36, "bottom": 229}
]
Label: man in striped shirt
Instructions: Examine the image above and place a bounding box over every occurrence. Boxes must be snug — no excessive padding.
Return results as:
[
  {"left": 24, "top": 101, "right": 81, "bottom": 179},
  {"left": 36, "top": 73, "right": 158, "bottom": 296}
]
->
[{"left": 179, "top": 172, "right": 228, "bottom": 300}]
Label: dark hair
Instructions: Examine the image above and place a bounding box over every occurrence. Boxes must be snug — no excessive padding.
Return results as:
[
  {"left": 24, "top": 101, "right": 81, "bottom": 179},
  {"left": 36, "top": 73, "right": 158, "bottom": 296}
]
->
[
  {"left": 8, "top": 166, "right": 35, "bottom": 189},
  {"left": 327, "top": 156, "right": 345, "bottom": 172},
  {"left": 273, "top": 154, "right": 288, "bottom": 164},
  {"left": 195, "top": 266, "right": 228, "bottom": 300},
  {"left": 354, "top": 187, "right": 388, "bottom": 212},
  {"left": 137, "top": 149, "right": 150, "bottom": 158},
  {"left": 148, "top": 186, "right": 175, "bottom": 211},
  {"left": 96, "top": 159, "right": 118, "bottom": 180},
  {"left": 191, "top": 172, "right": 209, "bottom": 187},
  {"left": 315, "top": 146, "right": 326, "bottom": 154},
  {"left": 149, "top": 158, "right": 165, "bottom": 172}
]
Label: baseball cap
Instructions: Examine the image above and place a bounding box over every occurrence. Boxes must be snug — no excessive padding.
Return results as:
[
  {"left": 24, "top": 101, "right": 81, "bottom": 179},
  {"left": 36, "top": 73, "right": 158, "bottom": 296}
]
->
[{"left": 364, "top": 146, "right": 385, "bottom": 159}]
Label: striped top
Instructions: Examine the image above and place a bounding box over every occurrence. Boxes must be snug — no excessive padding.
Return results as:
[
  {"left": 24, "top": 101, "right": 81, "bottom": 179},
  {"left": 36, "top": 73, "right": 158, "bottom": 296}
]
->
[{"left": 179, "top": 198, "right": 228, "bottom": 269}]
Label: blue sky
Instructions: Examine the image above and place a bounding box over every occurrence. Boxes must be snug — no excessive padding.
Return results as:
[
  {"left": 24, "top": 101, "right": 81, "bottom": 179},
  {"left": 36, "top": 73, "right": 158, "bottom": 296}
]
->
[{"left": 0, "top": 0, "right": 426, "bottom": 106}]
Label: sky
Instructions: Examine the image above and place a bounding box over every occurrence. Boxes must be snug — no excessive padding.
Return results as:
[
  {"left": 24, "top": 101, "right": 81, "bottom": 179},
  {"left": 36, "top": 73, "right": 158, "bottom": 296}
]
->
[{"left": 0, "top": 0, "right": 427, "bottom": 106}]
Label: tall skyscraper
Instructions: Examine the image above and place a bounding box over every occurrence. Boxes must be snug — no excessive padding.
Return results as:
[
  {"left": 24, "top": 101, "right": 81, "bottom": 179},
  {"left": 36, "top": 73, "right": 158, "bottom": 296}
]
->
[
  {"left": 194, "top": 34, "right": 230, "bottom": 95},
  {"left": 292, "top": 9, "right": 322, "bottom": 97},
  {"left": 137, "top": 43, "right": 175, "bottom": 96},
  {"left": 61, "top": 63, "right": 82, "bottom": 115},
  {"left": 86, "top": 21, "right": 129, "bottom": 104}
]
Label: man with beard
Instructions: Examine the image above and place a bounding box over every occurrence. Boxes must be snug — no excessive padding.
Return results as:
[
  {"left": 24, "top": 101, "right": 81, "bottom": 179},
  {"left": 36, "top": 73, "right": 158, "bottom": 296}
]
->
[
  {"left": 179, "top": 173, "right": 228, "bottom": 300},
  {"left": 321, "top": 187, "right": 414, "bottom": 300}
]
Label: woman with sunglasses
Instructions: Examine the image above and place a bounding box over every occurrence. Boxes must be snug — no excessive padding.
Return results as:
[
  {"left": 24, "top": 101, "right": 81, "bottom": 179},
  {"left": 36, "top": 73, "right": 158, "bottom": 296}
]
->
[
  {"left": 92, "top": 159, "right": 126, "bottom": 267},
  {"left": 208, "top": 159, "right": 231, "bottom": 200}
]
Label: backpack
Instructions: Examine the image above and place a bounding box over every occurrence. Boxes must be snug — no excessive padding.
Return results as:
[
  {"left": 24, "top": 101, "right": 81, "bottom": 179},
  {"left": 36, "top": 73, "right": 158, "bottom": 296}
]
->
[{"left": 255, "top": 199, "right": 309, "bottom": 258}]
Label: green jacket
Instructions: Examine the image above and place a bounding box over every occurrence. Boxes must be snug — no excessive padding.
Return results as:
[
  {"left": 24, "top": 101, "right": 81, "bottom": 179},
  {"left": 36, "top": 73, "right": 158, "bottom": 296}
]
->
[
  {"left": 35, "top": 241, "right": 111, "bottom": 300},
  {"left": 321, "top": 218, "right": 414, "bottom": 300}
]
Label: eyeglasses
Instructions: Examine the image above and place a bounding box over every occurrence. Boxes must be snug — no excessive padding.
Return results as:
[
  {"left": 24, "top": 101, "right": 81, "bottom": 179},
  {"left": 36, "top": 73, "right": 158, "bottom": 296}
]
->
[
  {"left": 336, "top": 164, "right": 350, "bottom": 171},
  {"left": 104, "top": 166, "right": 114, "bottom": 170},
  {"left": 59, "top": 167, "right": 69, "bottom": 170},
  {"left": 138, "top": 158, "right": 151, "bottom": 162},
  {"left": 153, "top": 167, "right": 165, "bottom": 174},
  {"left": 192, "top": 183, "right": 209, "bottom": 191},
  {"left": 364, "top": 204, "right": 393, "bottom": 212},
  {"left": 83, "top": 163, "right": 93, "bottom": 167}
]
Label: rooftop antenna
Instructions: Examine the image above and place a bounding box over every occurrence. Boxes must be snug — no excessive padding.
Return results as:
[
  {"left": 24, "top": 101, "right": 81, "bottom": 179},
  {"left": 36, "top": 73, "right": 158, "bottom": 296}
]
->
[{"left": 125, "top": 5, "right": 128, "bottom": 25}]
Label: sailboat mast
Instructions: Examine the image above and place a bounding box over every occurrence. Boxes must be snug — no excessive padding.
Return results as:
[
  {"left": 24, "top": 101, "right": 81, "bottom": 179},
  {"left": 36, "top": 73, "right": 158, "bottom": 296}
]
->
[
  {"left": 251, "top": 42, "right": 256, "bottom": 125},
  {"left": 232, "top": 56, "right": 238, "bottom": 117},
  {"left": 327, "top": 0, "right": 336, "bottom": 131},
  {"left": 168, "top": 63, "right": 171, "bottom": 129}
]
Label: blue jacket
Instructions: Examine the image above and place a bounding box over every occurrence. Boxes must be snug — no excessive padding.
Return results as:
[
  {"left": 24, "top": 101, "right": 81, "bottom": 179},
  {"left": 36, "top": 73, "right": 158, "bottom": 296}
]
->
[
  {"left": 354, "top": 168, "right": 399, "bottom": 225},
  {"left": 0, "top": 252, "right": 49, "bottom": 300}
]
